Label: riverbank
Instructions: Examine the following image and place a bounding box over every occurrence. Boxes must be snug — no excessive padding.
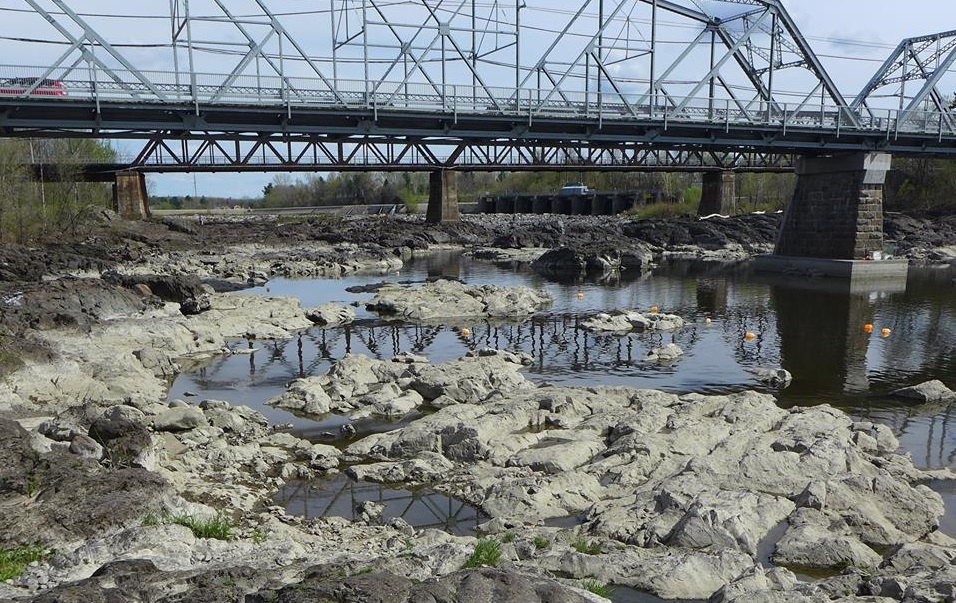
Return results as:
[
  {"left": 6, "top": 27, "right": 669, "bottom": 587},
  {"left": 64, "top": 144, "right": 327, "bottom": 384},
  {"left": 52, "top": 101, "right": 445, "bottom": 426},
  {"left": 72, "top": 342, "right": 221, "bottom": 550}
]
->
[{"left": 1, "top": 211, "right": 956, "bottom": 601}]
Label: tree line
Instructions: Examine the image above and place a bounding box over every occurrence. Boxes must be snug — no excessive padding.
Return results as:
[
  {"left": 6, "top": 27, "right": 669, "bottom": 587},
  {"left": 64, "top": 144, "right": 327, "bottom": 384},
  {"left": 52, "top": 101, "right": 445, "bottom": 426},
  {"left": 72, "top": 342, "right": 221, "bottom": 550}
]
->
[
  {"left": 228, "top": 170, "right": 799, "bottom": 212},
  {"left": 0, "top": 138, "right": 115, "bottom": 244}
]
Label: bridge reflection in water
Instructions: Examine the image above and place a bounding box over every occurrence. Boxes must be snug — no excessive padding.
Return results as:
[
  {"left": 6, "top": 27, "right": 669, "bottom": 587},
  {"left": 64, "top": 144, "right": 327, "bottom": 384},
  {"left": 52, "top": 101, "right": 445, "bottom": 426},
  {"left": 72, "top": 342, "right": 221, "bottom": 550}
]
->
[{"left": 274, "top": 473, "right": 487, "bottom": 536}]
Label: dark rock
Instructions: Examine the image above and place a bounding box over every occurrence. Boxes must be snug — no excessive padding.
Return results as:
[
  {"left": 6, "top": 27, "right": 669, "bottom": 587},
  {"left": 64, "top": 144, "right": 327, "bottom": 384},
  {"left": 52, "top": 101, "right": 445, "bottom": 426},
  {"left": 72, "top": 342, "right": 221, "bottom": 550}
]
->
[
  {"left": 0, "top": 450, "right": 169, "bottom": 548},
  {"left": 258, "top": 566, "right": 594, "bottom": 603},
  {"left": 0, "top": 419, "right": 40, "bottom": 496},
  {"left": 69, "top": 434, "right": 104, "bottom": 461},
  {"left": 103, "top": 271, "right": 211, "bottom": 315}
]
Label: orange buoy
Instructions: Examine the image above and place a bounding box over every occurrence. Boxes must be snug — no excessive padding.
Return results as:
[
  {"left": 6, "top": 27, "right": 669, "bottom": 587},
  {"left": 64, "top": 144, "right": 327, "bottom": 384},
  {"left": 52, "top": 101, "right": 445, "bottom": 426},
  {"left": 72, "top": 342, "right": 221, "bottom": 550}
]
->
[
  {"left": 461, "top": 327, "right": 471, "bottom": 338},
  {"left": 863, "top": 323, "right": 874, "bottom": 333},
  {"left": 744, "top": 332, "right": 757, "bottom": 342},
  {"left": 650, "top": 305, "right": 660, "bottom": 314},
  {"left": 576, "top": 292, "right": 584, "bottom": 300},
  {"left": 881, "top": 327, "right": 891, "bottom": 338}
]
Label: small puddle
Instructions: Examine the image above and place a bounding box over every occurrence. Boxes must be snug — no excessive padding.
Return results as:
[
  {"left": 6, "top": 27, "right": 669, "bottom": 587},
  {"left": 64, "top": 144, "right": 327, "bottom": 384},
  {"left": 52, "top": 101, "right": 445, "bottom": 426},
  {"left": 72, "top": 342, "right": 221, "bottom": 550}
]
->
[
  {"left": 544, "top": 514, "right": 587, "bottom": 529},
  {"left": 275, "top": 472, "right": 488, "bottom": 536},
  {"left": 609, "top": 586, "right": 703, "bottom": 603}
]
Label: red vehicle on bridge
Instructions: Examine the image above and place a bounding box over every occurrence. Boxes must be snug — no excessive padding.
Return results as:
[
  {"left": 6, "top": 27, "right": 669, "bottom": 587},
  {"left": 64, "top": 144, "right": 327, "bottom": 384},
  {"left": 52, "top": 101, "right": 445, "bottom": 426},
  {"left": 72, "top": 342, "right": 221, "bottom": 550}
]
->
[{"left": 0, "top": 77, "right": 66, "bottom": 97}]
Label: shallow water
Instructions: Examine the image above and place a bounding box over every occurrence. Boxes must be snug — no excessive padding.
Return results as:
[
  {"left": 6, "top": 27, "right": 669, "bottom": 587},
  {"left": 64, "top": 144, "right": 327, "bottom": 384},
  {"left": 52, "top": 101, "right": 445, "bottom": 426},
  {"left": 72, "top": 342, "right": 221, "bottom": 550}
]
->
[{"left": 169, "top": 251, "right": 956, "bottom": 540}]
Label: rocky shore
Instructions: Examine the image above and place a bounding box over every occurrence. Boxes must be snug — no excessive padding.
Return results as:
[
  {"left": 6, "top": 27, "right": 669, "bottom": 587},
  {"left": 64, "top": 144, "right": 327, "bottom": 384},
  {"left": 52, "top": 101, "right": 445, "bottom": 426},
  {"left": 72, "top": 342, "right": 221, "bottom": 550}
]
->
[{"left": 1, "top": 210, "right": 955, "bottom": 602}]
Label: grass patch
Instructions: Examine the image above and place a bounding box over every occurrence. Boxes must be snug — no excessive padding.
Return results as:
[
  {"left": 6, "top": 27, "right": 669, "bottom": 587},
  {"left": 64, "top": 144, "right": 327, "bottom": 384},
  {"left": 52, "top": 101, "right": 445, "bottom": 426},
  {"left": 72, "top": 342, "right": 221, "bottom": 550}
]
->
[
  {"left": 142, "top": 513, "right": 235, "bottom": 541},
  {"left": 629, "top": 200, "right": 698, "bottom": 221},
  {"left": 0, "top": 546, "right": 46, "bottom": 581},
  {"left": 533, "top": 536, "right": 550, "bottom": 549},
  {"left": 572, "top": 539, "right": 602, "bottom": 555},
  {"left": 501, "top": 532, "right": 515, "bottom": 544},
  {"left": 464, "top": 538, "right": 501, "bottom": 569},
  {"left": 581, "top": 579, "right": 616, "bottom": 598}
]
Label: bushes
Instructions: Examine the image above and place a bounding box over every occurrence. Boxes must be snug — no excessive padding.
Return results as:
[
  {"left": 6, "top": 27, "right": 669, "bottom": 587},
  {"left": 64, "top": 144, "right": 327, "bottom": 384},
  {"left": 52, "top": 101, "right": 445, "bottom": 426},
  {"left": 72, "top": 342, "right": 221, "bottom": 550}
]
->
[{"left": 0, "top": 138, "right": 115, "bottom": 244}]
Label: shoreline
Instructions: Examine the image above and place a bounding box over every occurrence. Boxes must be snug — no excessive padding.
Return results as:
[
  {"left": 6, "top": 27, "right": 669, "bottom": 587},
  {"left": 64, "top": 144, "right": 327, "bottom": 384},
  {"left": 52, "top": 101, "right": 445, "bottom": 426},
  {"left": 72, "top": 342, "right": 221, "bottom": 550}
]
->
[{"left": 1, "top": 213, "right": 956, "bottom": 601}]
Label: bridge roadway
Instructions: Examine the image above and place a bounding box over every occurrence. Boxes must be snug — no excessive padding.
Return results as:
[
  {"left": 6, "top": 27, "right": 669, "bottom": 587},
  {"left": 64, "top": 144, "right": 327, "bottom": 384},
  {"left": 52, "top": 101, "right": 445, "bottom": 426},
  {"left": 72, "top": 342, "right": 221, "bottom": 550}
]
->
[{"left": 2, "top": 72, "right": 955, "bottom": 164}]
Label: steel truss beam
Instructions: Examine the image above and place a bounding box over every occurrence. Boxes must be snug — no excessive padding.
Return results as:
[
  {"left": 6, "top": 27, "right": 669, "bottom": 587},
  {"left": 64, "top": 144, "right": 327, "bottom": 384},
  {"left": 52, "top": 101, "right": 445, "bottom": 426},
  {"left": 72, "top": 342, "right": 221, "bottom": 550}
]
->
[
  {"left": 1, "top": 0, "right": 954, "bottom": 161},
  {"left": 853, "top": 30, "right": 956, "bottom": 133},
  {"left": 121, "top": 135, "right": 796, "bottom": 172}
]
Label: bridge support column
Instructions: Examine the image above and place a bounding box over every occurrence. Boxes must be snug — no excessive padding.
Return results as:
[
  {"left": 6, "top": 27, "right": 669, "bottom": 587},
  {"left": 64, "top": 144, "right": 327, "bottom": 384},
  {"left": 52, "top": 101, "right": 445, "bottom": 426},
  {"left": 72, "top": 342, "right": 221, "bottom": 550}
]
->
[
  {"left": 698, "top": 171, "right": 736, "bottom": 216},
  {"left": 425, "top": 170, "right": 459, "bottom": 223},
  {"left": 113, "top": 172, "right": 150, "bottom": 220},
  {"left": 775, "top": 153, "right": 890, "bottom": 260}
]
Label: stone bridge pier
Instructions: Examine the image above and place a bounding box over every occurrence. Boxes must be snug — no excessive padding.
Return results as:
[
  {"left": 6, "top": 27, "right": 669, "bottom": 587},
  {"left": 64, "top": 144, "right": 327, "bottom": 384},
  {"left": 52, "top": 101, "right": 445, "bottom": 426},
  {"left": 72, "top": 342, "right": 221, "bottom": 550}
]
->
[
  {"left": 697, "top": 171, "right": 736, "bottom": 216},
  {"left": 775, "top": 153, "right": 890, "bottom": 260},
  {"left": 425, "top": 169, "right": 459, "bottom": 224},
  {"left": 758, "top": 152, "right": 905, "bottom": 278},
  {"left": 114, "top": 171, "right": 150, "bottom": 220}
]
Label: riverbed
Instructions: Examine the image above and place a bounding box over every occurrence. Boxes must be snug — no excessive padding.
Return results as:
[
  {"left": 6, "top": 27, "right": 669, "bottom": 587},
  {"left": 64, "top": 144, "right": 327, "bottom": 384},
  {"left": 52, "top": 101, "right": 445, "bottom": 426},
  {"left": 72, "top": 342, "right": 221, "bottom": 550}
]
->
[{"left": 168, "top": 251, "right": 956, "bottom": 539}]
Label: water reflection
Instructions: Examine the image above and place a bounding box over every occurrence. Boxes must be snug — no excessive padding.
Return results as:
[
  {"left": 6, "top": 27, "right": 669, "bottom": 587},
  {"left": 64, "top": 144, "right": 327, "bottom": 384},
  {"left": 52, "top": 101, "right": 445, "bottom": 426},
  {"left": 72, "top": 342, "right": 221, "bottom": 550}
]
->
[
  {"left": 275, "top": 473, "right": 487, "bottom": 536},
  {"left": 171, "top": 256, "right": 956, "bottom": 480}
]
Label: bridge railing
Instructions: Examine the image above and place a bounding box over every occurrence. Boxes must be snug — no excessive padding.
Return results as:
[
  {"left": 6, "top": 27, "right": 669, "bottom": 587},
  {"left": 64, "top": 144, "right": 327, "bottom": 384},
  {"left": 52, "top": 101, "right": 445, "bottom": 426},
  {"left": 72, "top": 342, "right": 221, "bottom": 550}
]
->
[{"left": 0, "top": 64, "right": 953, "bottom": 138}]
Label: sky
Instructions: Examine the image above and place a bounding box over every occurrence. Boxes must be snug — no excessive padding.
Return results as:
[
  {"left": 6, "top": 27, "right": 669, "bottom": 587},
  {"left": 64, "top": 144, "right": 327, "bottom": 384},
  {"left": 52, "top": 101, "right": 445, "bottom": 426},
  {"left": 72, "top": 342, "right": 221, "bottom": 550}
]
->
[{"left": 2, "top": 0, "right": 952, "bottom": 198}]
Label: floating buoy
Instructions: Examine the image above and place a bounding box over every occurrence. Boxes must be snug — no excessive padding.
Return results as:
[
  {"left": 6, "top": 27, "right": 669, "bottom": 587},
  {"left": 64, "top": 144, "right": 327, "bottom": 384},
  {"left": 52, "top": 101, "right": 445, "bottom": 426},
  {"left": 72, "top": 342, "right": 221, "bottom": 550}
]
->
[
  {"left": 461, "top": 327, "right": 471, "bottom": 338},
  {"left": 705, "top": 317, "right": 713, "bottom": 325},
  {"left": 881, "top": 327, "right": 892, "bottom": 338},
  {"left": 576, "top": 292, "right": 584, "bottom": 300},
  {"left": 650, "top": 305, "right": 660, "bottom": 314},
  {"left": 744, "top": 332, "right": 757, "bottom": 342},
  {"left": 863, "top": 323, "right": 874, "bottom": 333}
]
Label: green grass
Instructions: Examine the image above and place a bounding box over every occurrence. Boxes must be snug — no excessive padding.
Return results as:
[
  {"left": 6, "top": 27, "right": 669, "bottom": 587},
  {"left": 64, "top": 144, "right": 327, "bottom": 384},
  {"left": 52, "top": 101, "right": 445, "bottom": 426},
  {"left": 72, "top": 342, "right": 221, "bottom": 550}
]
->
[
  {"left": 0, "top": 546, "right": 46, "bottom": 581},
  {"left": 142, "top": 513, "right": 235, "bottom": 541},
  {"left": 629, "top": 200, "right": 698, "bottom": 221},
  {"left": 501, "top": 532, "right": 514, "bottom": 544},
  {"left": 464, "top": 538, "right": 501, "bottom": 569},
  {"left": 533, "top": 536, "right": 550, "bottom": 549},
  {"left": 581, "top": 579, "right": 616, "bottom": 598},
  {"left": 572, "top": 539, "right": 602, "bottom": 555}
]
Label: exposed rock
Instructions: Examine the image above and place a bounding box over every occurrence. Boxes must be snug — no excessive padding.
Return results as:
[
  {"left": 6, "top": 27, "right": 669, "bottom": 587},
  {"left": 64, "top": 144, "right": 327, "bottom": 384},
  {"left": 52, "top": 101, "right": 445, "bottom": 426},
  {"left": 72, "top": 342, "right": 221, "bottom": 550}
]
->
[
  {"left": 645, "top": 343, "right": 684, "bottom": 362},
  {"left": 103, "top": 271, "right": 212, "bottom": 315},
  {"left": 306, "top": 303, "right": 356, "bottom": 327},
  {"left": 891, "top": 379, "right": 956, "bottom": 403},
  {"left": 153, "top": 406, "right": 206, "bottom": 432},
  {"left": 69, "top": 434, "right": 104, "bottom": 461},
  {"left": 748, "top": 368, "right": 793, "bottom": 388},
  {"left": 579, "top": 310, "right": 685, "bottom": 333},
  {"left": 366, "top": 279, "right": 552, "bottom": 320}
]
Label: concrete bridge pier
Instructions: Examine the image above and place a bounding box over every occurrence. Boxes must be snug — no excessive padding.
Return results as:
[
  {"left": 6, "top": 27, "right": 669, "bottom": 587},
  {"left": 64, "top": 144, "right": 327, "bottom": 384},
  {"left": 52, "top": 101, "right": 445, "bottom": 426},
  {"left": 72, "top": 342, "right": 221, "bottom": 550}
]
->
[
  {"left": 775, "top": 153, "right": 890, "bottom": 260},
  {"left": 425, "top": 169, "right": 459, "bottom": 223},
  {"left": 698, "top": 171, "right": 736, "bottom": 216},
  {"left": 113, "top": 171, "right": 150, "bottom": 220}
]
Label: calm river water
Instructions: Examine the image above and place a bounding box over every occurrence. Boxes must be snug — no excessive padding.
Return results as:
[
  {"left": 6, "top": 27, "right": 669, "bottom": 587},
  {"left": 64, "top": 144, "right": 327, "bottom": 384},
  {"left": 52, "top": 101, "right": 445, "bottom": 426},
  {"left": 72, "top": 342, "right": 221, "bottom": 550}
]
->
[{"left": 169, "top": 251, "right": 956, "bottom": 553}]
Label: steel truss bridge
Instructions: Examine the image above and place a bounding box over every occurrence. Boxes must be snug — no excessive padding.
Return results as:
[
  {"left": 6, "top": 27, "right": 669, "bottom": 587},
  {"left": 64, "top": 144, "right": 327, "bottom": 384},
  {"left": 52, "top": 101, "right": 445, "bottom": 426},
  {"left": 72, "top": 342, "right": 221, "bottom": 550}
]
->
[{"left": 0, "top": 0, "right": 955, "bottom": 174}]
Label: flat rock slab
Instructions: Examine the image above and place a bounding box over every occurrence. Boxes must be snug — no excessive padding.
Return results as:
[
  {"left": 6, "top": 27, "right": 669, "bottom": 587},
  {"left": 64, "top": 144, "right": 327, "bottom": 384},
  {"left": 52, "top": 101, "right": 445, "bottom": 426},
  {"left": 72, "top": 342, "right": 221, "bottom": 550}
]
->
[
  {"left": 366, "top": 279, "right": 552, "bottom": 320},
  {"left": 892, "top": 380, "right": 956, "bottom": 403}
]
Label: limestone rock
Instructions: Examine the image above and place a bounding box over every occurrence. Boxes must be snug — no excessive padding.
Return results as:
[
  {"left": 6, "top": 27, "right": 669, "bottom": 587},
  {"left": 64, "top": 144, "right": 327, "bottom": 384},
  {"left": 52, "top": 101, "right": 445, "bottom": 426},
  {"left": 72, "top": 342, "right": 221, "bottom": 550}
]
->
[
  {"left": 153, "top": 407, "right": 207, "bottom": 432},
  {"left": 306, "top": 303, "right": 356, "bottom": 327},
  {"left": 366, "top": 279, "right": 551, "bottom": 320},
  {"left": 891, "top": 379, "right": 956, "bottom": 403},
  {"left": 749, "top": 367, "right": 793, "bottom": 388},
  {"left": 645, "top": 343, "right": 684, "bottom": 362}
]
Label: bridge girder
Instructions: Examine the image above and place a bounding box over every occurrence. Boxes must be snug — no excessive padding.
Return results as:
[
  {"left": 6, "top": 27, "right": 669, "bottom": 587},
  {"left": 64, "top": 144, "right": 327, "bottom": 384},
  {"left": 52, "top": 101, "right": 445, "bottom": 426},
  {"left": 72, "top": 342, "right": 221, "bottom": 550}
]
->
[
  {"left": 853, "top": 30, "right": 956, "bottom": 133},
  {"left": 0, "top": 1, "right": 953, "bottom": 163}
]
